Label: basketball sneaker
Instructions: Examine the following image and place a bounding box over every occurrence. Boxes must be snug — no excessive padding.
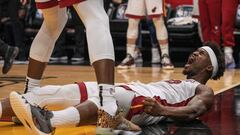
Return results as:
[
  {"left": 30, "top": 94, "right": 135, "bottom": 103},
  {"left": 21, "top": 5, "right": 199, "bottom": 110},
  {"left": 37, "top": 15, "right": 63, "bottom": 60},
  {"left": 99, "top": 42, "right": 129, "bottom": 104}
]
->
[
  {"left": 151, "top": 48, "right": 161, "bottom": 64},
  {"left": 117, "top": 54, "right": 135, "bottom": 69},
  {"left": 134, "top": 51, "right": 143, "bottom": 63},
  {"left": 225, "top": 54, "right": 236, "bottom": 69},
  {"left": 2, "top": 46, "right": 19, "bottom": 74},
  {"left": 9, "top": 91, "right": 55, "bottom": 135},
  {"left": 161, "top": 54, "right": 174, "bottom": 70}
]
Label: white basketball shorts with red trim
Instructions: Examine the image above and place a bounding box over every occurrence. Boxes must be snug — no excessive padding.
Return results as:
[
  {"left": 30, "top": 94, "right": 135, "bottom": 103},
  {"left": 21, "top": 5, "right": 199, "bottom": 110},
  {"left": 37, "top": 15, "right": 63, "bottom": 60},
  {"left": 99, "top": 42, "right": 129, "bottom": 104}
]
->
[{"left": 35, "top": 0, "right": 86, "bottom": 9}]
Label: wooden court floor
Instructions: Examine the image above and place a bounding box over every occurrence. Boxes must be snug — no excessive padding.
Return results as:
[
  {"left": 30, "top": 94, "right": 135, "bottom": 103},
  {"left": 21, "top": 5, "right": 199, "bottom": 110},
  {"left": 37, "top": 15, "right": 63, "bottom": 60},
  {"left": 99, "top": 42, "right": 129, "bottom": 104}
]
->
[{"left": 0, "top": 65, "right": 240, "bottom": 135}]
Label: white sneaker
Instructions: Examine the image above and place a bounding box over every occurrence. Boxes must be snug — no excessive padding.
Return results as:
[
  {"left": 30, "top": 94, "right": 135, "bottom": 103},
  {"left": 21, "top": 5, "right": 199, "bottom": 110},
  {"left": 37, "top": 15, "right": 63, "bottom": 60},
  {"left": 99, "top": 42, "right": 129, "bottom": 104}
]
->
[
  {"left": 117, "top": 54, "right": 136, "bottom": 69},
  {"left": 134, "top": 51, "right": 143, "bottom": 63},
  {"left": 151, "top": 48, "right": 161, "bottom": 64},
  {"left": 161, "top": 54, "right": 174, "bottom": 70},
  {"left": 225, "top": 53, "right": 236, "bottom": 69}
]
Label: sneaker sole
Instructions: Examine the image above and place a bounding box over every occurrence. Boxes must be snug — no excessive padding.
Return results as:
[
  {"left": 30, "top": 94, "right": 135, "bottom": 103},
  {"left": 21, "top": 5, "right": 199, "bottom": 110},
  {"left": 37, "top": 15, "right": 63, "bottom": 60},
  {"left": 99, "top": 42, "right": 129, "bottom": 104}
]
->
[
  {"left": 162, "top": 66, "right": 174, "bottom": 70},
  {"left": 117, "top": 64, "right": 136, "bottom": 69},
  {"left": 10, "top": 92, "right": 50, "bottom": 135}
]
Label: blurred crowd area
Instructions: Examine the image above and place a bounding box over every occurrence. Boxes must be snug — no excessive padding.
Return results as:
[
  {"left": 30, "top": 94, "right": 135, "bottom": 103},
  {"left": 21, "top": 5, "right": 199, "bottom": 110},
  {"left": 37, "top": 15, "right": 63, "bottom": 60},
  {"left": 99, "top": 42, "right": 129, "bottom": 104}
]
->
[{"left": 0, "top": 0, "right": 239, "bottom": 67}]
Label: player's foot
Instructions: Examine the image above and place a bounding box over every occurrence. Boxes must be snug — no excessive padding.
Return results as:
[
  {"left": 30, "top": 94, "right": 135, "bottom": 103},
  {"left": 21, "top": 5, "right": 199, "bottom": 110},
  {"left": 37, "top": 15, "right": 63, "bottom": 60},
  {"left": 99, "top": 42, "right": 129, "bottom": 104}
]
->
[
  {"left": 134, "top": 51, "right": 143, "bottom": 63},
  {"left": 117, "top": 54, "right": 136, "bottom": 69},
  {"left": 10, "top": 91, "right": 55, "bottom": 135},
  {"left": 2, "top": 46, "right": 19, "bottom": 74},
  {"left": 225, "top": 54, "right": 236, "bottom": 69},
  {"left": 151, "top": 48, "right": 161, "bottom": 64},
  {"left": 161, "top": 54, "right": 174, "bottom": 70},
  {"left": 114, "top": 112, "right": 141, "bottom": 131},
  {"left": 96, "top": 109, "right": 116, "bottom": 135}
]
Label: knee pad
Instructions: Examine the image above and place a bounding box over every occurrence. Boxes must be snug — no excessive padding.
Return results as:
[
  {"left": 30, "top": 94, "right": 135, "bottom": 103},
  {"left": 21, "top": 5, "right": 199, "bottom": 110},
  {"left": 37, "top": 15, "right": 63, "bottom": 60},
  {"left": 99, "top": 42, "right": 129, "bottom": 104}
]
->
[
  {"left": 73, "top": 0, "right": 114, "bottom": 63},
  {"left": 30, "top": 7, "right": 68, "bottom": 62},
  {"left": 127, "top": 18, "right": 140, "bottom": 39},
  {"left": 23, "top": 84, "right": 80, "bottom": 110},
  {"left": 153, "top": 17, "right": 168, "bottom": 40}
]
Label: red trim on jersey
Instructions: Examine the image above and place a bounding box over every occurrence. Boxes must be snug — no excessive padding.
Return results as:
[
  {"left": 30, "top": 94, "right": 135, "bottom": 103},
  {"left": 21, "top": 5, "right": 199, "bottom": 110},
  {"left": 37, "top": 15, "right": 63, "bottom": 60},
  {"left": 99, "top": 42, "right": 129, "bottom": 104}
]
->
[
  {"left": 148, "top": 14, "right": 163, "bottom": 19},
  {"left": 126, "top": 96, "right": 145, "bottom": 120},
  {"left": 76, "top": 82, "right": 88, "bottom": 103},
  {"left": 59, "top": 0, "right": 86, "bottom": 8},
  {"left": 125, "top": 14, "right": 145, "bottom": 19},
  {"left": 36, "top": 0, "right": 86, "bottom": 9},
  {"left": 36, "top": 0, "right": 58, "bottom": 9},
  {"left": 126, "top": 95, "right": 194, "bottom": 120}
]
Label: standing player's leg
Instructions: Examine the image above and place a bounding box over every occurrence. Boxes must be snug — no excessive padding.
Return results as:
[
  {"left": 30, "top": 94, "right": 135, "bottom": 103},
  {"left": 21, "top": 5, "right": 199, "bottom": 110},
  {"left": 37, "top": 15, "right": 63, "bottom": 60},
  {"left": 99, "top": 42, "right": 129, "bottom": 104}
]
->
[
  {"left": 147, "top": 0, "right": 174, "bottom": 69},
  {"left": 25, "top": 6, "right": 68, "bottom": 93},
  {"left": 198, "top": 0, "right": 211, "bottom": 42},
  {"left": 117, "top": 0, "right": 144, "bottom": 69},
  {"left": 222, "top": 0, "right": 238, "bottom": 68},
  {"left": 72, "top": 0, "right": 117, "bottom": 132},
  {"left": 117, "top": 18, "right": 140, "bottom": 69},
  {"left": 207, "top": 0, "right": 221, "bottom": 45},
  {"left": 152, "top": 16, "right": 174, "bottom": 69}
]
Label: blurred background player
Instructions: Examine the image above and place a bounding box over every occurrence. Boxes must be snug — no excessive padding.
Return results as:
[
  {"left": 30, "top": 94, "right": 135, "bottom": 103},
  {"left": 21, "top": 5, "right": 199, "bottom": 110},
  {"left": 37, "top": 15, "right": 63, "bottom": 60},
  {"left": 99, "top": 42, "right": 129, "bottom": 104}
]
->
[
  {"left": 117, "top": 0, "right": 174, "bottom": 69},
  {"left": 221, "top": 0, "right": 238, "bottom": 68},
  {"left": 198, "top": 0, "right": 238, "bottom": 68}
]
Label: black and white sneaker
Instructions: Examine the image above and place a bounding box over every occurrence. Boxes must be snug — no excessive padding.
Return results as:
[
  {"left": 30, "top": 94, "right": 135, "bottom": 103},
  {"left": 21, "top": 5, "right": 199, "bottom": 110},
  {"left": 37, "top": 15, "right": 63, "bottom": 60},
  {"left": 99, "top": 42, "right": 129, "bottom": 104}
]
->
[
  {"left": 2, "top": 46, "right": 19, "bottom": 74},
  {"left": 10, "top": 91, "right": 55, "bottom": 135}
]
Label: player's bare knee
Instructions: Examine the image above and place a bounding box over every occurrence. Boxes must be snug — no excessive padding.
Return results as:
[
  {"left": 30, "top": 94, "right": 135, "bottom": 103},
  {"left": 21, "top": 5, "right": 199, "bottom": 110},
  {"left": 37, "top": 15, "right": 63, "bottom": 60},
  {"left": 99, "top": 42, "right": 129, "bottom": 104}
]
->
[
  {"left": 127, "top": 19, "right": 140, "bottom": 39},
  {"left": 153, "top": 17, "right": 168, "bottom": 40}
]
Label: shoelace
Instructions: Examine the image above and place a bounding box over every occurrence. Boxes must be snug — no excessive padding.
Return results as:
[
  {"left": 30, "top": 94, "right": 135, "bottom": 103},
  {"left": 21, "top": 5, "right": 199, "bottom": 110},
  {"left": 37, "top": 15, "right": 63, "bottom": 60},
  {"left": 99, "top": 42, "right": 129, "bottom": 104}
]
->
[{"left": 33, "top": 105, "right": 56, "bottom": 134}]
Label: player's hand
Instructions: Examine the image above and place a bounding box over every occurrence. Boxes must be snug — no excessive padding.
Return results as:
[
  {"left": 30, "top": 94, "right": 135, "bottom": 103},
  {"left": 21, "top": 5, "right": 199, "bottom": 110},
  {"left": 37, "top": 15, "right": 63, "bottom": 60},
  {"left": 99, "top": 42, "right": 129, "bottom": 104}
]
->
[
  {"left": 20, "top": 0, "right": 28, "bottom": 5},
  {"left": 112, "top": 0, "right": 122, "bottom": 4},
  {"left": 143, "top": 97, "right": 164, "bottom": 116}
]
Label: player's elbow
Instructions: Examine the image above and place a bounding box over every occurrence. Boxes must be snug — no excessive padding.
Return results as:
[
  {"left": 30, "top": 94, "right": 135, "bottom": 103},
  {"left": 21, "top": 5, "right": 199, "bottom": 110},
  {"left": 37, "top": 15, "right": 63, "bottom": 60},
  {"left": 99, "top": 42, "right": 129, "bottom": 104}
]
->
[{"left": 191, "top": 105, "right": 208, "bottom": 119}]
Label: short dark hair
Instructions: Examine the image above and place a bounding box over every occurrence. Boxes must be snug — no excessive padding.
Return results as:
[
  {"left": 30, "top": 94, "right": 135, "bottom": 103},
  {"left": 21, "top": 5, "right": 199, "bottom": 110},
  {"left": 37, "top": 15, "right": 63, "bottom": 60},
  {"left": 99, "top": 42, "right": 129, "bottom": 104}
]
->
[{"left": 203, "top": 41, "right": 225, "bottom": 80}]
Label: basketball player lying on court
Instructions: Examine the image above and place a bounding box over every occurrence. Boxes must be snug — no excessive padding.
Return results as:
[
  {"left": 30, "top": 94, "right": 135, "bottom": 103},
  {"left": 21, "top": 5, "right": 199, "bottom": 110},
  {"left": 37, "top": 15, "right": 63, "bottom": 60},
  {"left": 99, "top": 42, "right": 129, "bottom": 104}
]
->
[{"left": 0, "top": 42, "right": 225, "bottom": 134}]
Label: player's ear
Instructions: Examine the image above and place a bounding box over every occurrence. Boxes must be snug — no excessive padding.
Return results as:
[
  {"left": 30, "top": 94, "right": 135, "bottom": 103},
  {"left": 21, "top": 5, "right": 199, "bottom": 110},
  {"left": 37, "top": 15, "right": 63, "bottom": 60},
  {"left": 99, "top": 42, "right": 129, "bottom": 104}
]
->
[{"left": 206, "top": 65, "right": 213, "bottom": 75}]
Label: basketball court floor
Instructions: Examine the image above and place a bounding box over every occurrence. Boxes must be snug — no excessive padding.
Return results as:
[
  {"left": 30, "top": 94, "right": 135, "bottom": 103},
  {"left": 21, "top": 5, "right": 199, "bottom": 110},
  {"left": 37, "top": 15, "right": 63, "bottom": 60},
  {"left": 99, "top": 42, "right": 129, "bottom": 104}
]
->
[{"left": 0, "top": 65, "right": 239, "bottom": 135}]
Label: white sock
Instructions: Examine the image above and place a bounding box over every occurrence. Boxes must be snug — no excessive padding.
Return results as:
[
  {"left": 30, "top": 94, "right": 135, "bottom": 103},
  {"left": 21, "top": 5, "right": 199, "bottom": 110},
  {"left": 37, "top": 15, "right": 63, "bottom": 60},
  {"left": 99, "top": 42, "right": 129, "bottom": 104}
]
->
[
  {"left": 127, "top": 44, "right": 136, "bottom": 57},
  {"left": 25, "top": 77, "right": 41, "bottom": 93},
  {"left": 160, "top": 44, "right": 169, "bottom": 56},
  {"left": 50, "top": 107, "right": 80, "bottom": 128},
  {"left": 224, "top": 46, "right": 233, "bottom": 54},
  {"left": 224, "top": 46, "right": 233, "bottom": 58},
  {"left": 98, "top": 84, "right": 117, "bottom": 116},
  {"left": 0, "top": 102, "right": 2, "bottom": 118}
]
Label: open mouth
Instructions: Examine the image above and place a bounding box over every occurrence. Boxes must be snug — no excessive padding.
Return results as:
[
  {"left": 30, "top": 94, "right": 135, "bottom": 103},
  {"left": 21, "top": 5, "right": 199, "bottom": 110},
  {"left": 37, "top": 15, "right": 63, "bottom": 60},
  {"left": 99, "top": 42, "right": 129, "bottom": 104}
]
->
[{"left": 187, "top": 57, "right": 194, "bottom": 65}]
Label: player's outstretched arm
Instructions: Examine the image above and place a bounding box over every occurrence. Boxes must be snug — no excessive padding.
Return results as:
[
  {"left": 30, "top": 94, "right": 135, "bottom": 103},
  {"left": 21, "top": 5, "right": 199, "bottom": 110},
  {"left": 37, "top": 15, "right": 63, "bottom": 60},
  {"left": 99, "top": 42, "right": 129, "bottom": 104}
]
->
[{"left": 143, "top": 84, "right": 214, "bottom": 121}]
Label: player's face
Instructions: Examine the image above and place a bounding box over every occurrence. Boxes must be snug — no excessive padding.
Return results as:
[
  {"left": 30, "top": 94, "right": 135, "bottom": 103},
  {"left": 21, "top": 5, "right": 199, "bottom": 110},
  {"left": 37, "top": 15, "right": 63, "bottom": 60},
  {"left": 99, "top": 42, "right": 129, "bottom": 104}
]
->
[{"left": 183, "top": 48, "right": 212, "bottom": 77}]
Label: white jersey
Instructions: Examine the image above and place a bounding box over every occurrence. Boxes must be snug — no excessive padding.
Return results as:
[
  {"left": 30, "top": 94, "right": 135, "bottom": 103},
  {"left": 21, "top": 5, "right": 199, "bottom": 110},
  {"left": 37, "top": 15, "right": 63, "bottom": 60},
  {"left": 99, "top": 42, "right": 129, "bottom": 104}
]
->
[
  {"left": 127, "top": 79, "right": 199, "bottom": 104},
  {"left": 122, "top": 79, "right": 200, "bottom": 125},
  {"left": 85, "top": 79, "right": 200, "bottom": 126}
]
